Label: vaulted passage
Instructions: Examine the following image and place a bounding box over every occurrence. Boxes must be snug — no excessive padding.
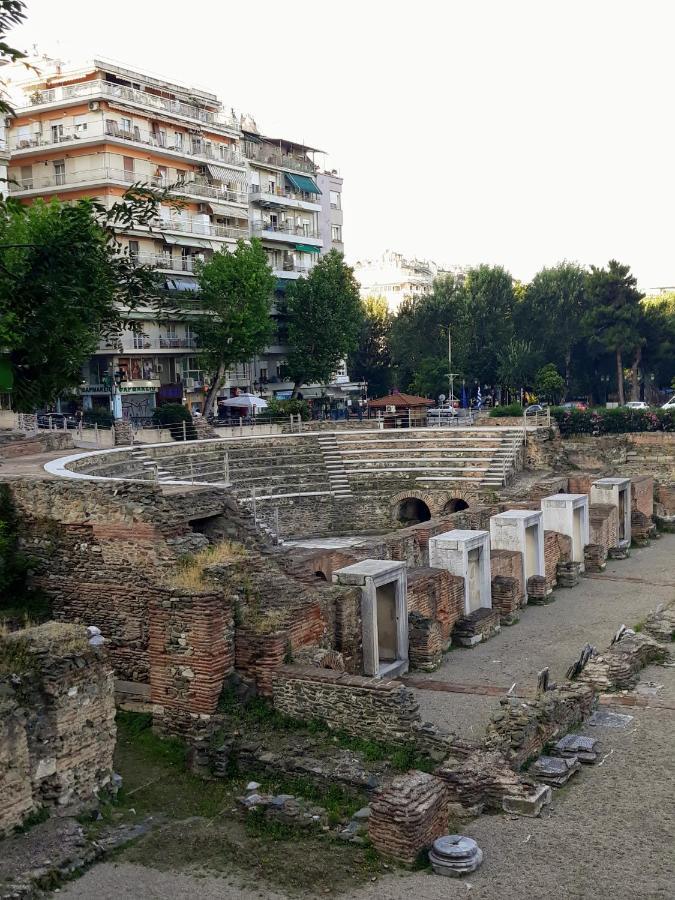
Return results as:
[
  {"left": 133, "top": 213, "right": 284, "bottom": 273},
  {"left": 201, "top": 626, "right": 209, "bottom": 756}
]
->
[
  {"left": 397, "top": 497, "right": 431, "bottom": 525},
  {"left": 443, "top": 498, "right": 469, "bottom": 514}
]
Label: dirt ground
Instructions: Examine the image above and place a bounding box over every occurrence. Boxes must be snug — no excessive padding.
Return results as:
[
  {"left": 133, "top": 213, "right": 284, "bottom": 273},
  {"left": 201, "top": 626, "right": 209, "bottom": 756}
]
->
[{"left": 57, "top": 535, "right": 675, "bottom": 900}]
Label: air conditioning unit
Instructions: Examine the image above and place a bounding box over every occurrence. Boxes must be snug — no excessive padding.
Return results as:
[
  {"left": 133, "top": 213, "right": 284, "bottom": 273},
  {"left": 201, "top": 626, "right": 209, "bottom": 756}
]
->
[
  {"left": 184, "top": 377, "right": 196, "bottom": 390},
  {"left": 89, "top": 100, "right": 101, "bottom": 111},
  {"left": 386, "top": 405, "right": 397, "bottom": 414}
]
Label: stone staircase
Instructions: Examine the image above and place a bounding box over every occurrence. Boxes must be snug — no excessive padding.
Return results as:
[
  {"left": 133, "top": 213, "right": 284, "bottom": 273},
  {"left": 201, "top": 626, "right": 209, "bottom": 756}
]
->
[{"left": 317, "top": 433, "right": 353, "bottom": 498}]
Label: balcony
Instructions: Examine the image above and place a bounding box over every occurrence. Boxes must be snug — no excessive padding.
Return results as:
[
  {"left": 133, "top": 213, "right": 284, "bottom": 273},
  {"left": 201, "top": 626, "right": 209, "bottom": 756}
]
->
[
  {"left": 9, "top": 120, "right": 245, "bottom": 168},
  {"left": 251, "top": 221, "right": 322, "bottom": 246},
  {"left": 130, "top": 252, "right": 201, "bottom": 272},
  {"left": 95, "top": 335, "right": 198, "bottom": 354},
  {"left": 8, "top": 166, "right": 248, "bottom": 205},
  {"left": 249, "top": 184, "right": 321, "bottom": 211},
  {"left": 157, "top": 217, "right": 248, "bottom": 241},
  {"left": 244, "top": 143, "right": 317, "bottom": 174},
  {"left": 272, "top": 264, "right": 312, "bottom": 280},
  {"left": 20, "top": 79, "right": 240, "bottom": 132}
]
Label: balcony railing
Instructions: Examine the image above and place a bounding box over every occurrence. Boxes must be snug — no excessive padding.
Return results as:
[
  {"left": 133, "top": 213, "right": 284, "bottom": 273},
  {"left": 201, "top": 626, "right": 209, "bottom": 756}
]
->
[
  {"left": 130, "top": 252, "right": 201, "bottom": 272},
  {"left": 251, "top": 221, "right": 321, "bottom": 240},
  {"left": 97, "top": 336, "right": 198, "bottom": 352},
  {"left": 8, "top": 166, "right": 248, "bottom": 204},
  {"left": 249, "top": 184, "right": 320, "bottom": 206},
  {"left": 10, "top": 120, "right": 244, "bottom": 167},
  {"left": 156, "top": 216, "right": 248, "bottom": 240},
  {"left": 243, "top": 143, "right": 317, "bottom": 174},
  {"left": 22, "top": 79, "right": 240, "bottom": 131}
]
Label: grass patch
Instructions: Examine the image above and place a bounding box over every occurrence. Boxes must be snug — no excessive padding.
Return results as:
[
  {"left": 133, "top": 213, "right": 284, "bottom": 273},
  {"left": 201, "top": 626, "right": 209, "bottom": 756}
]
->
[{"left": 165, "top": 541, "right": 247, "bottom": 591}]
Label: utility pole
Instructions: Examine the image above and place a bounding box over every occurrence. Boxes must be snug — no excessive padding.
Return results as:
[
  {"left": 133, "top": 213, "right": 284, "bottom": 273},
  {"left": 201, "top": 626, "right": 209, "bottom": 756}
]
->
[{"left": 447, "top": 326, "right": 459, "bottom": 407}]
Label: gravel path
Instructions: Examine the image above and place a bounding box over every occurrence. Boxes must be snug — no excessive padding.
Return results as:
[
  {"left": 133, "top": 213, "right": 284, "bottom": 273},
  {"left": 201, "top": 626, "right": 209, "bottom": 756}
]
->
[{"left": 410, "top": 535, "right": 675, "bottom": 737}]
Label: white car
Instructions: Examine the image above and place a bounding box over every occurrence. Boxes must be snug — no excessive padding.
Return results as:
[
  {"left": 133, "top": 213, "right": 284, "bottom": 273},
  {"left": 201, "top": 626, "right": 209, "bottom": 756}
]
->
[
  {"left": 625, "top": 401, "right": 648, "bottom": 410},
  {"left": 661, "top": 396, "right": 675, "bottom": 410}
]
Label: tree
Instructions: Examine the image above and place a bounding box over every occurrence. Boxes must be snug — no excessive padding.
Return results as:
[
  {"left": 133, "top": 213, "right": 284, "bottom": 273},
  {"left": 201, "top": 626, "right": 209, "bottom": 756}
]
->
[
  {"left": 283, "top": 250, "right": 362, "bottom": 396},
  {"left": 0, "top": 1, "right": 28, "bottom": 117},
  {"left": 0, "top": 193, "right": 166, "bottom": 411},
  {"left": 462, "top": 265, "right": 516, "bottom": 387},
  {"left": 535, "top": 363, "right": 566, "bottom": 404},
  {"left": 196, "top": 238, "right": 275, "bottom": 418},
  {"left": 497, "top": 339, "right": 540, "bottom": 399},
  {"left": 640, "top": 294, "right": 675, "bottom": 396},
  {"left": 582, "top": 260, "right": 644, "bottom": 406},
  {"left": 348, "top": 295, "right": 392, "bottom": 397},
  {"left": 515, "top": 262, "right": 587, "bottom": 389}
]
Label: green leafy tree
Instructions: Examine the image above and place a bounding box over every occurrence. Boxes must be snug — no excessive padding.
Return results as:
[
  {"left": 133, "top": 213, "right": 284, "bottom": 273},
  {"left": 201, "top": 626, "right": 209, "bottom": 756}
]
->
[
  {"left": 0, "top": 192, "right": 166, "bottom": 410},
  {"left": 497, "top": 339, "right": 540, "bottom": 398},
  {"left": 516, "top": 262, "right": 587, "bottom": 389},
  {"left": 390, "top": 274, "right": 469, "bottom": 397},
  {"left": 348, "top": 295, "right": 392, "bottom": 397},
  {"left": 0, "top": 1, "right": 27, "bottom": 117},
  {"left": 462, "top": 265, "right": 516, "bottom": 387},
  {"left": 535, "top": 363, "right": 566, "bottom": 403},
  {"left": 195, "top": 238, "right": 275, "bottom": 417},
  {"left": 582, "top": 260, "right": 644, "bottom": 405},
  {"left": 283, "top": 250, "right": 362, "bottom": 396},
  {"left": 640, "top": 295, "right": 675, "bottom": 395}
]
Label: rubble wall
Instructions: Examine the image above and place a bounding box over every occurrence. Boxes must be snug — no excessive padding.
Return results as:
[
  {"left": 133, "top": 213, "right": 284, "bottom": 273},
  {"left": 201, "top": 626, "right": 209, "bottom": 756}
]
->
[
  {"left": 543, "top": 530, "right": 572, "bottom": 591},
  {"left": 589, "top": 504, "right": 619, "bottom": 554}
]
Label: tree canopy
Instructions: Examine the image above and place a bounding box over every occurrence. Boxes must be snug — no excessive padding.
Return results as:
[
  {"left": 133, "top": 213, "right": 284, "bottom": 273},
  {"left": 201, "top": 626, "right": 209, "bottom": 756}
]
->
[
  {"left": 195, "top": 238, "right": 275, "bottom": 417},
  {"left": 283, "top": 250, "right": 362, "bottom": 396},
  {"left": 347, "top": 295, "right": 393, "bottom": 398}
]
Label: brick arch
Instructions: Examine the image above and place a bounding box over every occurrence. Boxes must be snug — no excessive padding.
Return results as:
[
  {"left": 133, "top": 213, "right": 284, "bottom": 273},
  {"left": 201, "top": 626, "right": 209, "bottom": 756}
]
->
[{"left": 390, "top": 490, "right": 436, "bottom": 525}]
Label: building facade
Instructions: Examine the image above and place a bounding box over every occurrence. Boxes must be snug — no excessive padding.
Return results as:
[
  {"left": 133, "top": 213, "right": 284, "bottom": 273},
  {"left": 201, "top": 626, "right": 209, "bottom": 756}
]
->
[
  {"left": 353, "top": 249, "right": 466, "bottom": 313},
  {"left": 5, "top": 57, "right": 357, "bottom": 417}
]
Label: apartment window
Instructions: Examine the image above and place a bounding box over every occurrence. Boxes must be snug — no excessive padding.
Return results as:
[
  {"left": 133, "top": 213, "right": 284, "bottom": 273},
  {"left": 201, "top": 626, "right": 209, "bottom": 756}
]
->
[
  {"left": 329, "top": 190, "right": 341, "bottom": 209},
  {"left": 156, "top": 165, "right": 168, "bottom": 184},
  {"left": 174, "top": 132, "right": 183, "bottom": 150},
  {"left": 268, "top": 177, "right": 276, "bottom": 194},
  {"left": 176, "top": 168, "right": 186, "bottom": 183},
  {"left": 73, "top": 115, "right": 88, "bottom": 134},
  {"left": 181, "top": 247, "right": 190, "bottom": 271},
  {"left": 166, "top": 323, "right": 177, "bottom": 336},
  {"left": 331, "top": 224, "right": 342, "bottom": 242},
  {"left": 16, "top": 125, "right": 30, "bottom": 148},
  {"left": 50, "top": 122, "right": 64, "bottom": 143},
  {"left": 133, "top": 325, "right": 147, "bottom": 349},
  {"left": 259, "top": 367, "right": 268, "bottom": 383},
  {"left": 204, "top": 141, "right": 213, "bottom": 158},
  {"left": 53, "top": 160, "right": 65, "bottom": 186},
  {"left": 128, "top": 240, "right": 139, "bottom": 262},
  {"left": 105, "top": 118, "right": 118, "bottom": 136},
  {"left": 191, "top": 136, "right": 203, "bottom": 155},
  {"left": 20, "top": 165, "right": 33, "bottom": 189},
  {"left": 218, "top": 144, "right": 228, "bottom": 160},
  {"left": 123, "top": 156, "right": 135, "bottom": 179},
  {"left": 121, "top": 117, "right": 132, "bottom": 133}
]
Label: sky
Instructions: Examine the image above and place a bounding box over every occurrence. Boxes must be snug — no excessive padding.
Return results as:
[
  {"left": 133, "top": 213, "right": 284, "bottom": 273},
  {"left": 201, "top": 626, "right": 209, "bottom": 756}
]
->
[{"left": 9, "top": 0, "right": 675, "bottom": 289}]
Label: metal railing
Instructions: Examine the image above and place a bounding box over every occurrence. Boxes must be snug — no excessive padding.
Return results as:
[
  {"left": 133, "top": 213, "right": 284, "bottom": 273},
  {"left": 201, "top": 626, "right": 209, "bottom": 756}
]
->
[
  {"left": 251, "top": 221, "right": 321, "bottom": 240},
  {"left": 156, "top": 216, "right": 248, "bottom": 240},
  {"left": 249, "top": 184, "right": 320, "bottom": 205},
  {"left": 10, "top": 120, "right": 245, "bottom": 167},
  {"left": 23, "top": 79, "right": 240, "bottom": 130},
  {"left": 8, "top": 166, "right": 248, "bottom": 204},
  {"left": 243, "top": 143, "right": 317, "bottom": 174}
]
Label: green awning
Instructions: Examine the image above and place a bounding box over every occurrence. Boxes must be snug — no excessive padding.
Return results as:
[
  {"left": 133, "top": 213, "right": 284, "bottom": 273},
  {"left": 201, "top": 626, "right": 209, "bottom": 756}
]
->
[
  {"left": 163, "top": 235, "right": 214, "bottom": 250},
  {"left": 295, "top": 244, "right": 320, "bottom": 254},
  {"left": 285, "top": 173, "right": 321, "bottom": 194}
]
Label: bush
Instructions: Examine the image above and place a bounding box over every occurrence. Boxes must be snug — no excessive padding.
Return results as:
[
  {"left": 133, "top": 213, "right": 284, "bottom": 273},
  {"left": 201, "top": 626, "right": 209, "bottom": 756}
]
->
[
  {"left": 152, "top": 403, "right": 197, "bottom": 441},
  {"left": 83, "top": 408, "right": 113, "bottom": 427},
  {"left": 259, "top": 398, "right": 310, "bottom": 421},
  {"left": 552, "top": 406, "right": 674, "bottom": 436},
  {"left": 489, "top": 403, "right": 524, "bottom": 417}
]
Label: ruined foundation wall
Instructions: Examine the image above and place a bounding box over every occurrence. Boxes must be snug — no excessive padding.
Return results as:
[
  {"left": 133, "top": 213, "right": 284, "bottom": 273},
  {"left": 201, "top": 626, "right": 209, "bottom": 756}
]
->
[
  {"left": 589, "top": 504, "right": 619, "bottom": 554},
  {"left": 543, "top": 531, "right": 572, "bottom": 591}
]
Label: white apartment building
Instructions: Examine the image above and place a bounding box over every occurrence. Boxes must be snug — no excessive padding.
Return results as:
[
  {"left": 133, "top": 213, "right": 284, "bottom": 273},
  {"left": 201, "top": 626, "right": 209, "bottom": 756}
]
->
[
  {"left": 353, "top": 249, "right": 467, "bottom": 312},
  {"left": 5, "top": 57, "right": 357, "bottom": 417}
]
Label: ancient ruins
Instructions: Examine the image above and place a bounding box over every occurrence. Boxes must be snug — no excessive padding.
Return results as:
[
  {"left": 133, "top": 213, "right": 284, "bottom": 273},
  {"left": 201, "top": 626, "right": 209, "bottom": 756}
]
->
[{"left": 1, "top": 418, "right": 674, "bottom": 888}]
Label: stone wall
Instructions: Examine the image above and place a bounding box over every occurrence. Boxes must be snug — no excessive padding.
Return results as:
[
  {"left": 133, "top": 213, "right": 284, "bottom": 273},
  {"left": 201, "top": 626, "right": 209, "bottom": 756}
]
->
[
  {"left": 631, "top": 475, "right": 654, "bottom": 518},
  {"left": 575, "top": 632, "right": 667, "bottom": 692},
  {"left": 271, "top": 665, "right": 451, "bottom": 752},
  {"left": 484, "top": 683, "right": 595, "bottom": 768},
  {"left": 490, "top": 549, "right": 524, "bottom": 602},
  {"left": 655, "top": 482, "right": 675, "bottom": 522},
  {"left": 562, "top": 433, "right": 675, "bottom": 483},
  {"left": 0, "top": 623, "right": 116, "bottom": 836},
  {"left": 407, "top": 567, "right": 464, "bottom": 648}
]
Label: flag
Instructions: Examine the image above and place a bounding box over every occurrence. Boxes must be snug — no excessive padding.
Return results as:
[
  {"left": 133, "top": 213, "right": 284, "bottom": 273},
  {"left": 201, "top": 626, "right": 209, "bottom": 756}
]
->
[
  {"left": 476, "top": 386, "right": 483, "bottom": 409},
  {"left": 461, "top": 382, "right": 468, "bottom": 409}
]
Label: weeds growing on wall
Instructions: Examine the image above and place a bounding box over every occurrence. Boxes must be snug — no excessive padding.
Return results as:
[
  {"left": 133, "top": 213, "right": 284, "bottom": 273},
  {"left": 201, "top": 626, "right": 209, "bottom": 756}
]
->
[{"left": 0, "top": 485, "right": 51, "bottom": 626}]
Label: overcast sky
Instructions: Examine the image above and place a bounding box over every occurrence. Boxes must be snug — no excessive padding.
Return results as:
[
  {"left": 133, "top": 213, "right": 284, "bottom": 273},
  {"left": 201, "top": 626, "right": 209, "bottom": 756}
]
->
[{"left": 10, "top": 0, "right": 675, "bottom": 289}]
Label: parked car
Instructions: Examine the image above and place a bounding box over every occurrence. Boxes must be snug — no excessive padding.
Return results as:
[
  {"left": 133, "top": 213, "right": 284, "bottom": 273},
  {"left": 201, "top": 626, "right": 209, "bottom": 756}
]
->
[
  {"left": 559, "top": 400, "right": 588, "bottom": 411},
  {"left": 661, "top": 396, "right": 675, "bottom": 410},
  {"left": 524, "top": 404, "right": 546, "bottom": 415},
  {"left": 37, "top": 412, "right": 78, "bottom": 430},
  {"left": 427, "top": 406, "right": 458, "bottom": 423},
  {"left": 624, "top": 401, "right": 649, "bottom": 410}
]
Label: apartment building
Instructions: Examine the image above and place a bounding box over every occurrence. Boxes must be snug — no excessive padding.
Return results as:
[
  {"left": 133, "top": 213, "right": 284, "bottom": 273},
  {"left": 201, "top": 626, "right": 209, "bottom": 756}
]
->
[
  {"left": 6, "top": 57, "right": 357, "bottom": 417},
  {"left": 316, "top": 170, "right": 343, "bottom": 254},
  {"left": 353, "top": 249, "right": 467, "bottom": 313}
]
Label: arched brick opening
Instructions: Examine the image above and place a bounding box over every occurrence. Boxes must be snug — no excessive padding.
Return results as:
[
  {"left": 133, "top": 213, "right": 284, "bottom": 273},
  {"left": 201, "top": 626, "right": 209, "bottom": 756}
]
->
[
  {"left": 396, "top": 497, "right": 432, "bottom": 525},
  {"left": 314, "top": 570, "right": 328, "bottom": 581},
  {"left": 442, "top": 497, "right": 470, "bottom": 514}
]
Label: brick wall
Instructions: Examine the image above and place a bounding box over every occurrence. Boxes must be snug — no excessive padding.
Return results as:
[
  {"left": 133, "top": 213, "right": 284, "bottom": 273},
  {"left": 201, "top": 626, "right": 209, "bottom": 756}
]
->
[
  {"left": 655, "top": 482, "right": 675, "bottom": 519},
  {"left": 589, "top": 503, "right": 619, "bottom": 553},
  {"left": 631, "top": 475, "right": 654, "bottom": 518},
  {"left": 490, "top": 549, "right": 524, "bottom": 601},
  {"left": 543, "top": 530, "right": 572, "bottom": 591},
  {"left": 149, "top": 591, "right": 234, "bottom": 716},
  {"left": 407, "top": 568, "right": 464, "bottom": 647}
]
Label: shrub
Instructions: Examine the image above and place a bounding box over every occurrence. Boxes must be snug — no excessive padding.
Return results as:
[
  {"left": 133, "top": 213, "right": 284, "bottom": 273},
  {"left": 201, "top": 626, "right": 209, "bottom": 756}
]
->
[
  {"left": 489, "top": 403, "right": 524, "bottom": 417},
  {"left": 259, "top": 398, "right": 310, "bottom": 420},
  {"left": 552, "top": 406, "right": 674, "bottom": 436},
  {"left": 152, "top": 403, "right": 197, "bottom": 440}
]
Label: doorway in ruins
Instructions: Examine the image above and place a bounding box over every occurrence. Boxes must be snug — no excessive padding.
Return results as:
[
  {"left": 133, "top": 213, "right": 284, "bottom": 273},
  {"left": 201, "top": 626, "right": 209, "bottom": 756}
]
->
[
  {"left": 396, "top": 497, "right": 431, "bottom": 525},
  {"left": 525, "top": 523, "right": 538, "bottom": 579},
  {"left": 618, "top": 488, "right": 627, "bottom": 542},
  {"left": 467, "top": 546, "right": 483, "bottom": 613},
  {"left": 573, "top": 506, "right": 583, "bottom": 559},
  {"left": 375, "top": 581, "right": 398, "bottom": 663}
]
